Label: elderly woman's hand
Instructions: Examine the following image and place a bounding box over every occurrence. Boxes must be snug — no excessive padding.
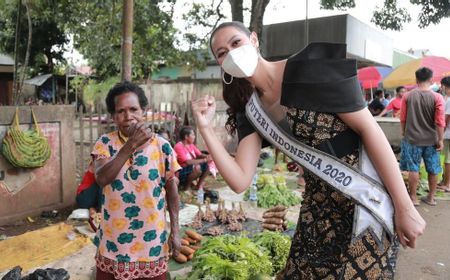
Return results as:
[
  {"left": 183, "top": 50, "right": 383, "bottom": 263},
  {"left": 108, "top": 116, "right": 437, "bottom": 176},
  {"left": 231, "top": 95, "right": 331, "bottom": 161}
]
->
[{"left": 127, "top": 122, "right": 154, "bottom": 149}]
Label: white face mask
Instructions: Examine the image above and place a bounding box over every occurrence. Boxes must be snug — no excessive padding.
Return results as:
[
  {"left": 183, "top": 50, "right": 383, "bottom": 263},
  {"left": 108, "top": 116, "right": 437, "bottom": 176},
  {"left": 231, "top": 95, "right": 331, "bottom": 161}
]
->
[{"left": 221, "top": 44, "right": 258, "bottom": 78}]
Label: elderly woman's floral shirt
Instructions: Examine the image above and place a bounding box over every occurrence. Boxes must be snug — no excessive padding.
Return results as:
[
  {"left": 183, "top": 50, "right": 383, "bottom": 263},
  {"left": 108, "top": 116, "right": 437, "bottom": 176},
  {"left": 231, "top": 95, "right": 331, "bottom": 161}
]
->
[{"left": 91, "top": 132, "right": 180, "bottom": 263}]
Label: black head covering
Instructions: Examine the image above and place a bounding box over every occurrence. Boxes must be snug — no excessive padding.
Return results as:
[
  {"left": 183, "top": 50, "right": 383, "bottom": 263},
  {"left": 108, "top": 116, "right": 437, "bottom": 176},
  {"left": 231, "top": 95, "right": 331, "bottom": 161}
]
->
[{"left": 281, "top": 42, "right": 365, "bottom": 113}]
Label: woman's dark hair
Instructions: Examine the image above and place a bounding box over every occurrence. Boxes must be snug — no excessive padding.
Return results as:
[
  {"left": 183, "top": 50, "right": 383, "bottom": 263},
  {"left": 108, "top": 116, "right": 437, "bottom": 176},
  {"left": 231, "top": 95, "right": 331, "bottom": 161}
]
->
[
  {"left": 222, "top": 76, "right": 254, "bottom": 135},
  {"left": 210, "top": 21, "right": 254, "bottom": 136},
  {"left": 179, "top": 126, "right": 194, "bottom": 141},
  {"left": 105, "top": 81, "right": 148, "bottom": 114}
]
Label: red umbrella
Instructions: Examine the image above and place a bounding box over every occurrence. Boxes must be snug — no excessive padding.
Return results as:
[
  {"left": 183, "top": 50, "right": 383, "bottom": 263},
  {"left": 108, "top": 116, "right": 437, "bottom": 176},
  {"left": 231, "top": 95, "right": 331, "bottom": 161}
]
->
[
  {"left": 383, "top": 56, "right": 450, "bottom": 88},
  {"left": 357, "top": 66, "right": 393, "bottom": 89}
]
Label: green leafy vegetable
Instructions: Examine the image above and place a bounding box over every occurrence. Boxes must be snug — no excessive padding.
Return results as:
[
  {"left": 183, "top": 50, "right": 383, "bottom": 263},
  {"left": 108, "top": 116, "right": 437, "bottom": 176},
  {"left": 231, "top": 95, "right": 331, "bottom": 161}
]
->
[
  {"left": 186, "top": 235, "right": 273, "bottom": 280},
  {"left": 252, "top": 231, "right": 292, "bottom": 275}
]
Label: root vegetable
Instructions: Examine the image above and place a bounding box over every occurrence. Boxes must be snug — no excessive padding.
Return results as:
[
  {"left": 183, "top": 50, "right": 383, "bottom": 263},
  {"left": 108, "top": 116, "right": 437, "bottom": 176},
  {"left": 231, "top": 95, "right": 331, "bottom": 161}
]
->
[
  {"left": 185, "top": 229, "right": 203, "bottom": 241},
  {"left": 262, "top": 223, "right": 282, "bottom": 231},
  {"left": 263, "top": 205, "right": 287, "bottom": 214},
  {"left": 183, "top": 236, "right": 196, "bottom": 244},
  {"left": 187, "top": 253, "right": 194, "bottom": 260},
  {"left": 262, "top": 210, "right": 287, "bottom": 219},
  {"left": 203, "top": 201, "right": 217, "bottom": 222},
  {"left": 206, "top": 226, "right": 224, "bottom": 236},
  {"left": 189, "top": 245, "right": 201, "bottom": 250},
  {"left": 181, "top": 239, "right": 190, "bottom": 246},
  {"left": 173, "top": 254, "right": 187, "bottom": 263},
  {"left": 187, "top": 219, "right": 202, "bottom": 229},
  {"left": 227, "top": 219, "right": 243, "bottom": 232},
  {"left": 263, "top": 217, "right": 284, "bottom": 225},
  {"left": 237, "top": 202, "right": 247, "bottom": 222},
  {"left": 215, "top": 199, "right": 224, "bottom": 217},
  {"left": 180, "top": 245, "right": 195, "bottom": 256}
]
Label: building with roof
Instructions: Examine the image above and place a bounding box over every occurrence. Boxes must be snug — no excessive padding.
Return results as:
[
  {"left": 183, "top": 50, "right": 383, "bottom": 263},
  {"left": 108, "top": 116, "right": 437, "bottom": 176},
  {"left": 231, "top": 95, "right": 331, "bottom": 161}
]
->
[
  {"left": 262, "top": 14, "right": 393, "bottom": 67},
  {"left": 0, "top": 54, "right": 14, "bottom": 105},
  {"left": 152, "top": 14, "right": 395, "bottom": 84}
]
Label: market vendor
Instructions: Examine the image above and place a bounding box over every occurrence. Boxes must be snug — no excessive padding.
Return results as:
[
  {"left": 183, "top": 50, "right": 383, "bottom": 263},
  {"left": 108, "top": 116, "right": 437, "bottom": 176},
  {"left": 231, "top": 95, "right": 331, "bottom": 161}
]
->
[
  {"left": 174, "top": 126, "right": 212, "bottom": 191},
  {"left": 91, "top": 81, "right": 181, "bottom": 280}
]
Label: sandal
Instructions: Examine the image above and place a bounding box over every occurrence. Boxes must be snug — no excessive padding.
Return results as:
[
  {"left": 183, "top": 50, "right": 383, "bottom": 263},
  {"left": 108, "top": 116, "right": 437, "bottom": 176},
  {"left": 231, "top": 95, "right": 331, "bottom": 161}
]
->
[
  {"left": 421, "top": 197, "right": 437, "bottom": 206},
  {"left": 437, "top": 185, "right": 450, "bottom": 192}
]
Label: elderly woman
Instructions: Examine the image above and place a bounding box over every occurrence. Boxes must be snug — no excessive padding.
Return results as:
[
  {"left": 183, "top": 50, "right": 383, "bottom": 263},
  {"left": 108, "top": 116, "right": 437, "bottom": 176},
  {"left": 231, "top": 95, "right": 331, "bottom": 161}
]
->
[{"left": 91, "top": 81, "right": 181, "bottom": 280}]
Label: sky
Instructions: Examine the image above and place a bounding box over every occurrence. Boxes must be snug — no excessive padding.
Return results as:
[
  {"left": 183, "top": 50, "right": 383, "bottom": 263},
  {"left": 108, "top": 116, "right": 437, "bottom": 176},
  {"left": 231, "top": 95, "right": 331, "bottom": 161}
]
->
[
  {"left": 263, "top": 0, "right": 450, "bottom": 58},
  {"left": 67, "top": 0, "right": 450, "bottom": 66}
]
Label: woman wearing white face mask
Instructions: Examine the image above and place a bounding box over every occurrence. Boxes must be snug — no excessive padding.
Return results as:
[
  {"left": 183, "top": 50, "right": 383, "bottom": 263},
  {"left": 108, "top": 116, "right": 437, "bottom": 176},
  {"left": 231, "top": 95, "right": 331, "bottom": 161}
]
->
[{"left": 192, "top": 21, "right": 425, "bottom": 279}]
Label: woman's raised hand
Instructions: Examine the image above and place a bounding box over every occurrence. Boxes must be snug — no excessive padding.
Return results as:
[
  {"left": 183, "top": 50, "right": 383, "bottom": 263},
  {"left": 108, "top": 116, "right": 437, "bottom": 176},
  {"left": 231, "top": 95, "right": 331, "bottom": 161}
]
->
[
  {"left": 127, "top": 122, "right": 153, "bottom": 149},
  {"left": 191, "top": 95, "right": 216, "bottom": 129}
]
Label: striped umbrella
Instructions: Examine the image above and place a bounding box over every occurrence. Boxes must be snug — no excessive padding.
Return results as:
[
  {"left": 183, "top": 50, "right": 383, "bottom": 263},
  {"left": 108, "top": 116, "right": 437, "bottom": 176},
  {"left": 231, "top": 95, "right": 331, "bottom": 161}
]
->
[
  {"left": 383, "top": 56, "right": 450, "bottom": 88},
  {"left": 357, "top": 66, "right": 393, "bottom": 89}
]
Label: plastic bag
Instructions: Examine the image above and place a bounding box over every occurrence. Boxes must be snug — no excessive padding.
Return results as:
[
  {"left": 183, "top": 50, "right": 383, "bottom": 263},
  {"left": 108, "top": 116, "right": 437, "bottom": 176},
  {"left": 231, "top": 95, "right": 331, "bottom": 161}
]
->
[
  {"left": 1, "top": 267, "right": 70, "bottom": 280},
  {"left": 67, "top": 208, "right": 89, "bottom": 220},
  {"left": 22, "top": 268, "right": 69, "bottom": 280},
  {"left": 1, "top": 266, "right": 22, "bottom": 280}
]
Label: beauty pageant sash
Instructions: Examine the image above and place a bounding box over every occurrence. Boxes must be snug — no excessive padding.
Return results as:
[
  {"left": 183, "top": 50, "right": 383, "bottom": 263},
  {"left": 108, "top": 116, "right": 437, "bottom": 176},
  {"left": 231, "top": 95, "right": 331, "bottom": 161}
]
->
[{"left": 246, "top": 93, "right": 394, "bottom": 245}]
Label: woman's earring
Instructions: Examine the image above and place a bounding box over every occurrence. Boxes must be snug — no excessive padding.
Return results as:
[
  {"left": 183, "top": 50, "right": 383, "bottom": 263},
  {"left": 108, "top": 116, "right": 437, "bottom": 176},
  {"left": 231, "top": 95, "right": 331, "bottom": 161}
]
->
[{"left": 222, "top": 72, "right": 233, "bottom": 85}]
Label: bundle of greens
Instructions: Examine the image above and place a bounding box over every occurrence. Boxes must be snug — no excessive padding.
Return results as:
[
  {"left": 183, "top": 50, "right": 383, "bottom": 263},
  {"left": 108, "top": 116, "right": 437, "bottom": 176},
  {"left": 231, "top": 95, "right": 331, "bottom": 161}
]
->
[
  {"left": 245, "top": 174, "right": 301, "bottom": 208},
  {"left": 252, "top": 231, "right": 292, "bottom": 274},
  {"left": 186, "top": 235, "right": 273, "bottom": 280}
]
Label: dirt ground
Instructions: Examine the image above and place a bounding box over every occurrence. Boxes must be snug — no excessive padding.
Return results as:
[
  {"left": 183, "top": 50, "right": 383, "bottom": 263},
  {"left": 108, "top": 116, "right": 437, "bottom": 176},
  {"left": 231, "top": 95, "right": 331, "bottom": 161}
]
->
[
  {"left": 395, "top": 199, "right": 450, "bottom": 280},
  {"left": 1, "top": 147, "right": 450, "bottom": 279},
  {"left": 2, "top": 195, "right": 449, "bottom": 280}
]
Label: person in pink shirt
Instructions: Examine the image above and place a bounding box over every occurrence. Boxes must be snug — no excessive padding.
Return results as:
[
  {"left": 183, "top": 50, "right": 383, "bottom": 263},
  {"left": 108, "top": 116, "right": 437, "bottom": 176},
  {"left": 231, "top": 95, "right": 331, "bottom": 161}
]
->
[
  {"left": 377, "top": 86, "right": 407, "bottom": 118},
  {"left": 174, "top": 126, "right": 211, "bottom": 190}
]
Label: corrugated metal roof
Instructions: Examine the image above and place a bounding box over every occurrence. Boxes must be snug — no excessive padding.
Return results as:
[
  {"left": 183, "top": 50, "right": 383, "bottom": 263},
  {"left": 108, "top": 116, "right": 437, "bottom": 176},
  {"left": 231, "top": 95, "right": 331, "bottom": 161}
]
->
[
  {"left": 24, "top": 74, "right": 52, "bottom": 86},
  {"left": 0, "top": 54, "right": 14, "bottom": 65}
]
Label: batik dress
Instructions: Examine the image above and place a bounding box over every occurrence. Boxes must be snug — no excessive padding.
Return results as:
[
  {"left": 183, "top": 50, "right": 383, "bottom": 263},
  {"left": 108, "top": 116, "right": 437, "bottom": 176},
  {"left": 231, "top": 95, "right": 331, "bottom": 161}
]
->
[
  {"left": 281, "top": 109, "right": 399, "bottom": 279},
  {"left": 239, "top": 43, "right": 399, "bottom": 279},
  {"left": 279, "top": 43, "right": 399, "bottom": 279},
  {"left": 91, "top": 132, "right": 180, "bottom": 280}
]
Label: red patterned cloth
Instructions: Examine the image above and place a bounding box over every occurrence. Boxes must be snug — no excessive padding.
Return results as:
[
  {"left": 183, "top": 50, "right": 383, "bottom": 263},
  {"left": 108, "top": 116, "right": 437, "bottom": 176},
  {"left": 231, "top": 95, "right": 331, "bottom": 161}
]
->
[{"left": 96, "top": 254, "right": 168, "bottom": 280}]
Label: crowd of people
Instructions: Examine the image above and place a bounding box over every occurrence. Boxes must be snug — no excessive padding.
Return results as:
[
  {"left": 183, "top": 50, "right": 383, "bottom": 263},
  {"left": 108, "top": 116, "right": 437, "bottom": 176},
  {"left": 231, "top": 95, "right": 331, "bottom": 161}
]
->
[
  {"left": 70, "top": 20, "right": 450, "bottom": 280},
  {"left": 366, "top": 71, "right": 450, "bottom": 207}
]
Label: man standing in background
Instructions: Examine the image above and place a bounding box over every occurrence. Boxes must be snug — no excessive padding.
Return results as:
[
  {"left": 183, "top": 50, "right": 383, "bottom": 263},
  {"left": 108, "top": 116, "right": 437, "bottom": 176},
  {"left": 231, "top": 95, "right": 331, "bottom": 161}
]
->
[
  {"left": 377, "top": 86, "right": 407, "bottom": 118},
  {"left": 438, "top": 77, "right": 450, "bottom": 192},
  {"left": 400, "top": 67, "right": 445, "bottom": 206}
]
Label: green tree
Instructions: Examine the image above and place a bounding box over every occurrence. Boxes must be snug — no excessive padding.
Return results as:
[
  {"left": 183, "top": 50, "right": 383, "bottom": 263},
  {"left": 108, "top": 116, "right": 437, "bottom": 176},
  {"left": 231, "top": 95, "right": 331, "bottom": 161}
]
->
[
  {"left": 61, "top": 0, "right": 202, "bottom": 82},
  {"left": 0, "top": 0, "right": 69, "bottom": 103},
  {"left": 182, "top": 0, "right": 450, "bottom": 53},
  {"left": 320, "top": 0, "right": 449, "bottom": 30},
  {"left": 0, "top": 0, "right": 69, "bottom": 75}
]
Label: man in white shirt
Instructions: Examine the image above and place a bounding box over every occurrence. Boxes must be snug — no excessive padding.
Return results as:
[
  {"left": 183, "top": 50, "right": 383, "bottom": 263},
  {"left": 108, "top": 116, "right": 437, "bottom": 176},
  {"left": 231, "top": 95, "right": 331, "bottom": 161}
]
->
[{"left": 438, "top": 76, "right": 450, "bottom": 192}]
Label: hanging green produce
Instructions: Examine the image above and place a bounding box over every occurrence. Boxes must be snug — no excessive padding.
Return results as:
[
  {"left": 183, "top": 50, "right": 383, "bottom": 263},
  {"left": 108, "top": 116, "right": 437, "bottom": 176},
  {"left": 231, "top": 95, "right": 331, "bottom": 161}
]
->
[{"left": 1, "top": 108, "right": 51, "bottom": 168}]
